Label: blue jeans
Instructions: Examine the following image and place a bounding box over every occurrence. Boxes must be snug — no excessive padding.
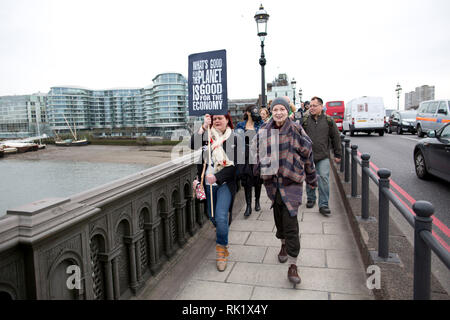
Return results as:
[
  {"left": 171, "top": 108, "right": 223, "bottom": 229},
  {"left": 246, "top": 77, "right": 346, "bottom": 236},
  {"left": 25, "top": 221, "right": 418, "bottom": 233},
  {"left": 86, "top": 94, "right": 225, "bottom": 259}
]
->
[
  {"left": 205, "top": 183, "right": 232, "bottom": 246},
  {"left": 306, "top": 158, "right": 330, "bottom": 208}
]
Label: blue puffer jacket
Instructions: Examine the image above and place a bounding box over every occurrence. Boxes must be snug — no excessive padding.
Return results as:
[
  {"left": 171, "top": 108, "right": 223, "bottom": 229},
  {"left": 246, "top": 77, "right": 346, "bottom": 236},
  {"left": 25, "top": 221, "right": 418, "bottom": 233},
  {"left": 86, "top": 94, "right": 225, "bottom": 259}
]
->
[{"left": 235, "top": 120, "right": 264, "bottom": 133}]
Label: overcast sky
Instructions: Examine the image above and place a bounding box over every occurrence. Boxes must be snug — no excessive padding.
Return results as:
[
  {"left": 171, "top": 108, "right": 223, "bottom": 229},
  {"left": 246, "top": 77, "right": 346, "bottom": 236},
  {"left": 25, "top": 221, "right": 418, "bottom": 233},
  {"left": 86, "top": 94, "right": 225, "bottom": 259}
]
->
[{"left": 1, "top": 0, "right": 449, "bottom": 109}]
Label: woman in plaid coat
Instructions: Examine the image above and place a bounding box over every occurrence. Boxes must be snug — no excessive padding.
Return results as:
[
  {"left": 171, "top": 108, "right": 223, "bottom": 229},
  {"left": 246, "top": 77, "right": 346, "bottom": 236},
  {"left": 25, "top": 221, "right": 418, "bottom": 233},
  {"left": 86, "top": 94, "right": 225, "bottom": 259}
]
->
[{"left": 253, "top": 97, "right": 317, "bottom": 285}]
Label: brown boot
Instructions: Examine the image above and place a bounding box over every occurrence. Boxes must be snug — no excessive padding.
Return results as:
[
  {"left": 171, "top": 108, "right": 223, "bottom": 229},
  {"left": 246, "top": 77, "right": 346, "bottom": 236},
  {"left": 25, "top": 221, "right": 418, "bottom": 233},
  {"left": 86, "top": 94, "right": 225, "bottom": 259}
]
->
[
  {"left": 278, "top": 244, "right": 288, "bottom": 263},
  {"left": 288, "top": 264, "right": 301, "bottom": 285},
  {"left": 216, "top": 245, "right": 229, "bottom": 272}
]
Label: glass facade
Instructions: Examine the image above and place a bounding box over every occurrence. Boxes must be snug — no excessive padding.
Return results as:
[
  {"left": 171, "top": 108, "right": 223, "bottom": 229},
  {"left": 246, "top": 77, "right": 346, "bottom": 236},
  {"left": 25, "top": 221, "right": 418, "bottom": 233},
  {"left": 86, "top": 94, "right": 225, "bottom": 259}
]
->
[
  {"left": 45, "top": 73, "right": 188, "bottom": 137},
  {"left": 1, "top": 73, "right": 192, "bottom": 138},
  {"left": 0, "top": 94, "right": 48, "bottom": 138},
  {"left": 145, "top": 73, "right": 188, "bottom": 136}
]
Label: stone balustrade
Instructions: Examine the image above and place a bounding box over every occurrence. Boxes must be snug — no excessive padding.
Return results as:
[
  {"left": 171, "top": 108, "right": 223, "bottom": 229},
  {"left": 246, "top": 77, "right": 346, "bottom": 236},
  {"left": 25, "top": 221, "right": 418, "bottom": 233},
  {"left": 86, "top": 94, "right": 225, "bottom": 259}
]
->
[{"left": 0, "top": 151, "right": 209, "bottom": 300}]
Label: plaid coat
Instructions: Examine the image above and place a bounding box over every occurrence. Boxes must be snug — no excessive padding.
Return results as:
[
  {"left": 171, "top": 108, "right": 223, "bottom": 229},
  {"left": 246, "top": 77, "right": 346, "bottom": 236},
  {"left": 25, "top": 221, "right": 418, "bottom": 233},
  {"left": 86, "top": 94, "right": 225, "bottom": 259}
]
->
[{"left": 252, "top": 118, "right": 317, "bottom": 216}]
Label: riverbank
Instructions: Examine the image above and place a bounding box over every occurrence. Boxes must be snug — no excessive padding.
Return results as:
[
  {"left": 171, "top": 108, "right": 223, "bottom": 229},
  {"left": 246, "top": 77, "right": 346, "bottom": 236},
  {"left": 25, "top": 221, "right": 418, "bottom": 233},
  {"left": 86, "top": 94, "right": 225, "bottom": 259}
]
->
[{"left": 4, "top": 144, "right": 177, "bottom": 165}]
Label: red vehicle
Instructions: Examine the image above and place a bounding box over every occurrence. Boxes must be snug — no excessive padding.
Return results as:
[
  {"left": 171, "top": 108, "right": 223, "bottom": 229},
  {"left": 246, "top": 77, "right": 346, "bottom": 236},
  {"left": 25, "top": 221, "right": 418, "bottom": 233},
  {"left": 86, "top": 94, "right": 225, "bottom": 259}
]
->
[{"left": 325, "top": 101, "right": 345, "bottom": 131}]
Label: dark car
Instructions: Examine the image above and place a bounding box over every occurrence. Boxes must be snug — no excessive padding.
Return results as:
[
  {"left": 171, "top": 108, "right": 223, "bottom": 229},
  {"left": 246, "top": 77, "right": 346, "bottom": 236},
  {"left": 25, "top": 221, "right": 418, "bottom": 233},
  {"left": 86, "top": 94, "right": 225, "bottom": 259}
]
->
[
  {"left": 414, "top": 122, "right": 450, "bottom": 182},
  {"left": 384, "top": 109, "right": 395, "bottom": 132},
  {"left": 388, "top": 110, "right": 417, "bottom": 135}
]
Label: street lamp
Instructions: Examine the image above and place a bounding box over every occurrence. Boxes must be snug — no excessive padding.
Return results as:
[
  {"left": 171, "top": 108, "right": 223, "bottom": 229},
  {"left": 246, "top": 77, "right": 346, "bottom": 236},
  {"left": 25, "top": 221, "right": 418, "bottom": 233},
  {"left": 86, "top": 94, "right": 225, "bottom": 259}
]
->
[
  {"left": 395, "top": 83, "right": 402, "bottom": 110},
  {"left": 291, "top": 78, "right": 296, "bottom": 106},
  {"left": 255, "top": 4, "right": 269, "bottom": 108}
]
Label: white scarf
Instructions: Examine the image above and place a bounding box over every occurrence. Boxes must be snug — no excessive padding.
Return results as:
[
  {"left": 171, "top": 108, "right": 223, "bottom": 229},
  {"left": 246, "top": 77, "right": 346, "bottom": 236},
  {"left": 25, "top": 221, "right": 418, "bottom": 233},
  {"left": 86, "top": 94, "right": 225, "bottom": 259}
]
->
[{"left": 209, "top": 126, "right": 234, "bottom": 173}]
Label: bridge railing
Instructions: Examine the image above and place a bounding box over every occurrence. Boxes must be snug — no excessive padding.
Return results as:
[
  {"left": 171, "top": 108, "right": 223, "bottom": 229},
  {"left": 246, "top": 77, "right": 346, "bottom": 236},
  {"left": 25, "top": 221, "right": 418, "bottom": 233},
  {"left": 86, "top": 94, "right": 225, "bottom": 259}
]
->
[
  {"left": 0, "top": 150, "right": 212, "bottom": 300},
  {"left": 340, "top": 134, "right": 450, "bottom": 300}
]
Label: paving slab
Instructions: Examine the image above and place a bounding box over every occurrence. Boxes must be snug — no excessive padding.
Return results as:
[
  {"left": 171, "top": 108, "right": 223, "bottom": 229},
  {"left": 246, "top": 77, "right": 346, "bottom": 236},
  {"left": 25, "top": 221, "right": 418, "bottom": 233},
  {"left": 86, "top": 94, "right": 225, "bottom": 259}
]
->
[
  {"left": 296, "top": 266, "right": 371, "bottom": 295},
  {"left": 251, "top": 287, "right": 329, "bottom": 300},
  {"left": 176, "top": 280, "right": 254, "bottom": 300},
  {"left": 323, "top": 222, "right": 352, "bottom": 235},
  {"left": 227, "top": 262, "right": 295, "bottom": 289},
  {"left": 326, "top": 250, "right": 365, "bottom": 270},
  {"left": 300, "top": 234, "right": 355, "bottom": 250},
  {"left": 229, "top": 220, "right": 274, "bottom": 232},
  {"left": 245, "top": 231, "right": 279, "bottom": 247},
  {"left": 191, "top": 260, "right": 236, "bottom": 282},
  {"left": 228, "top": 231, "right": 250, "bottom": 245}
]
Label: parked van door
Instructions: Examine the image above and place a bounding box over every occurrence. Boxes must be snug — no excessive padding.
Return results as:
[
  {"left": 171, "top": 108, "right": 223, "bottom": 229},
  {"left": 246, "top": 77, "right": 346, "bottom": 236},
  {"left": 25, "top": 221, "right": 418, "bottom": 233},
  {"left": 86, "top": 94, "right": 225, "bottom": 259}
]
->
[
  {"left": 416, "top": 101, "right": 430, "bottom": 137},
  {"left": 436, "top": 100, "right": 450, "bottom": 129},
  {"left": 427, "top": 101, "right": 439, "bottom": 131}
]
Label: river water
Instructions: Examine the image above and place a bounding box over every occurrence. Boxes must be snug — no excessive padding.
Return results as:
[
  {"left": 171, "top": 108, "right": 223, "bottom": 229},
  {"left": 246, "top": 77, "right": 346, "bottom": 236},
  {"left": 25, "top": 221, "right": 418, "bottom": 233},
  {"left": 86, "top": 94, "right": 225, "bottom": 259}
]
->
[{"left": 0, "top": 159, "right": 149, "bottom": 217}]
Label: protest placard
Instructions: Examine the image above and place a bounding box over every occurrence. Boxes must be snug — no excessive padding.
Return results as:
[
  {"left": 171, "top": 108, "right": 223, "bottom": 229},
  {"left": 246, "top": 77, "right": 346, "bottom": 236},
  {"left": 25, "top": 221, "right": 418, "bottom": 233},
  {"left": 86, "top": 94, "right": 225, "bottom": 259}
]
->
[{"left": 188, "top": 49, "right": 228, "bottom": 116}]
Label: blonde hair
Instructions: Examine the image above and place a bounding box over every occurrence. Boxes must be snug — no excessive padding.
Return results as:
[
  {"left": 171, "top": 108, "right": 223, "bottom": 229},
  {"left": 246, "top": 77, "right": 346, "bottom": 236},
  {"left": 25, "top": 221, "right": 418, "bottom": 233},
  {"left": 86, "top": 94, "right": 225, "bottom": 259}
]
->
[{"left": 289, "top": 103, "right": 296, "bottom": 113}]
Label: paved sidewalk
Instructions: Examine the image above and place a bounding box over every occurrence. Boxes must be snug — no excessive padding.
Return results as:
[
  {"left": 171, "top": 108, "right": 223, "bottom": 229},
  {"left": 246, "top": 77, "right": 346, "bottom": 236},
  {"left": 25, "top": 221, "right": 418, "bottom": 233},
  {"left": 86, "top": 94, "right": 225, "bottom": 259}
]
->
[{"left": 138, "top": 169, "right": 374, "bottom": 300}]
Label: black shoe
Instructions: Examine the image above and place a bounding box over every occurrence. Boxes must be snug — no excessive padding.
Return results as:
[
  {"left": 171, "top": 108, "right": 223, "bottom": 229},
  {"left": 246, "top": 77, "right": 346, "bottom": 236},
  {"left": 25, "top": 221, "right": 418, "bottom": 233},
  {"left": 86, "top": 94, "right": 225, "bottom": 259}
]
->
[
  {"left": 255, "top": 200, "right": 261, "bottom": 212},
  {"left": 254, "top": 184, "right": 262, "bottom": 212},
  {"left": 319, "top": 206, "right": 331, "bottom": 216},
  {"left": 244, "top": 186, "right": 252, "bottom": 217},
  {"left": 306, "top": 200, "right": 315, "bottom": 208},
  {"left": 244, "top": 205, "right": 252, "bottom": 217}
]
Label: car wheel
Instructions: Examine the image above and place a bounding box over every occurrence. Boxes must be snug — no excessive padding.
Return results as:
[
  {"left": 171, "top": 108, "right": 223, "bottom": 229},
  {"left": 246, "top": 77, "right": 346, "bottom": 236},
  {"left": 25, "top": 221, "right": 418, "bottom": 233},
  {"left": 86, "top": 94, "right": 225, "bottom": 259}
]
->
[
  {"left": 350, "top": 130, "right": 355, "bottom": 136},
  {"left": 414, "top": 150, "right": 429, "bottom": 179},
  {"left": 417, "top": 125, "right": 425, "bottom": 138},
  {"left": 397, "top": 125, "right": 403, "bottom": 135},
  {"left": 379, "top": 130, "right": 384, "bottom": 136}
]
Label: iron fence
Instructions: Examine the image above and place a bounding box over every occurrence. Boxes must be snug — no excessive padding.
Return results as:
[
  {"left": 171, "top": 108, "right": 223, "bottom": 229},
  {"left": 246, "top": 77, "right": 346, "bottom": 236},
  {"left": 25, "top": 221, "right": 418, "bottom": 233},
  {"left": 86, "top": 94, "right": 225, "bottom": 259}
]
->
[{"left": 340, "top": 134, "right": 450, "bottom": 300}]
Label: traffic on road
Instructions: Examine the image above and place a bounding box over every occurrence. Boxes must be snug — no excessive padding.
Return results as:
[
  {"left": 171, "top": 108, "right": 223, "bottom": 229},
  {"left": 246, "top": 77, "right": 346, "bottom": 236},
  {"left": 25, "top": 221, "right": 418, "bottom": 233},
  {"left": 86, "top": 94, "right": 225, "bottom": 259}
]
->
[{"left": 339, "top": 127, "right": 449, "bottom": 252}]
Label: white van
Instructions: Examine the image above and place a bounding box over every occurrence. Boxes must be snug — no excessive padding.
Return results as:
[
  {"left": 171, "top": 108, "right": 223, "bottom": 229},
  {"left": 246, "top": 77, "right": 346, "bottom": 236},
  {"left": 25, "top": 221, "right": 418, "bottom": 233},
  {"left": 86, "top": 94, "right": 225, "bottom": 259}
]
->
[{"left": 343, "top": 96, "right": 386, "bottom": 136}]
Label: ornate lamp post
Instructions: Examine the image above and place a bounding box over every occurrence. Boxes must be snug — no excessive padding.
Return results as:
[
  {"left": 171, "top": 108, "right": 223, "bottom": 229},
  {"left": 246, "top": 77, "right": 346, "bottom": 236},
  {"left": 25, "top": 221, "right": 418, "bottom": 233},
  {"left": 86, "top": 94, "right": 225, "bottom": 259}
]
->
[
  {"left": 291, "top": 78, "right": 296, "bottom": 106},
  {"left": 395, "top": 83, "right": 402, "bottom": 110},
  {"left": 254, "top": 4, "right": 269, "bottom": 108}
]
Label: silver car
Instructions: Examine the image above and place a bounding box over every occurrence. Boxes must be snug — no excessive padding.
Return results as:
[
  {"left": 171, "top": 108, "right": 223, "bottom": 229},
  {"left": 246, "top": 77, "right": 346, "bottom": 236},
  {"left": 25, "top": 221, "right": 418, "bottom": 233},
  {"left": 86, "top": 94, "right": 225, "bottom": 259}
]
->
[{"left": 416, "top": 99, "right": 450, "bottom": 137}]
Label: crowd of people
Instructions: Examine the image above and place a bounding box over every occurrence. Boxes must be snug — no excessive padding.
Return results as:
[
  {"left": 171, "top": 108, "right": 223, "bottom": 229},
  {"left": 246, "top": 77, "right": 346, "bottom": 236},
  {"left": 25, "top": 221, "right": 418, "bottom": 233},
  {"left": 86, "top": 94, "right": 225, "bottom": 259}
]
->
[{"left": 190, "top": 95, "right": 342, "bottom": 286}]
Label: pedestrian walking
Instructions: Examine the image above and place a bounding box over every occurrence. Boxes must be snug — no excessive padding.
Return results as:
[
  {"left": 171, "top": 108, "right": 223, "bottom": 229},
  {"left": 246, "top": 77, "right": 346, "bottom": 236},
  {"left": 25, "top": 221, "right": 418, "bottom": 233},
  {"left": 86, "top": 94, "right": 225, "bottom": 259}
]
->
[
  {"left": 302, "top": 96, "right": 342, "bottom": 216},
  {"left": 190, "top": 112, "right": 238, "bottom": 271},
  {"left": 252, "top": 97, "right": 317, "bottom": 286},
  {"left": 260, "top": 107, "right": 270, "bottom": 123},
  {"left": 235, "top": 105, "right": 264, "bottom": 217}
]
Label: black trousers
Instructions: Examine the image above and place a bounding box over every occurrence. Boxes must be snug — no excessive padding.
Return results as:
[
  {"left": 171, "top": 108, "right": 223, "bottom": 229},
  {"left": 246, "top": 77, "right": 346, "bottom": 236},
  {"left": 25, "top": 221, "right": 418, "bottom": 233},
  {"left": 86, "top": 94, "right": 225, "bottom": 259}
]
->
[{"left": 273, "top": 189, "right": 300, "bottom": 258}]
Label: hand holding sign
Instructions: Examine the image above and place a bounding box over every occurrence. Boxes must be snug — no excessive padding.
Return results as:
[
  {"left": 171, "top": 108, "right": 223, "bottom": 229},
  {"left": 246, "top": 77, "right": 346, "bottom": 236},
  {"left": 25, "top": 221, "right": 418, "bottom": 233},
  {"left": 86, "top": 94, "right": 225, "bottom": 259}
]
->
[
  {"left": 198, "top": 114, "right": 212, "bottom": 134},
  {"left": 203, "top": 114, "right": 212, "bottom": 130}
]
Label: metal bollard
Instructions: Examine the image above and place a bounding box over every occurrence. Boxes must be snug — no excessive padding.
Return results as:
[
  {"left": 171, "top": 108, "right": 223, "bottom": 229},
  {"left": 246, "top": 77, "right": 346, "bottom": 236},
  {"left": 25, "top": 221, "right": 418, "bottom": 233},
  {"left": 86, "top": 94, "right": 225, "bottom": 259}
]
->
[
  {"left": 351, "top": 145, "right": 358, "bottom": 197},
  {"left": 412, "top": 201, "right": 434, "bottom": 300},
  {"left": 340, "top": 134, "right": 345, "bottom": 173},
  {"left": 344, "top": 138, "right": 350, "bottom": 182},
  {"left": 361, "top": 153, "right": 370, "bottom": 220},
  {"left": 377, "top": 169, "right": 391, "bottom": 259}
]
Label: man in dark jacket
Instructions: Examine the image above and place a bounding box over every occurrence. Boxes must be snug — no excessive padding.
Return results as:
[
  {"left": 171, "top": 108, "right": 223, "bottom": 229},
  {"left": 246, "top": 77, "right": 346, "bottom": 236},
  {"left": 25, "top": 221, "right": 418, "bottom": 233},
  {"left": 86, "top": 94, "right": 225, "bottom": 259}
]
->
[{"left": 302, "top": 96, "right": 342, "bottom": 216}]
